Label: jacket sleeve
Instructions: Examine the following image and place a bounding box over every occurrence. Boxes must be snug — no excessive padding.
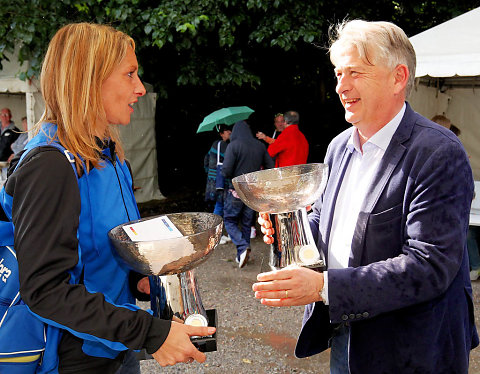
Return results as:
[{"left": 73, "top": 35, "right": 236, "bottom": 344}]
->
[
  {"left": 7, "top": 148, "right": 170, "bottom": 353},
  {"left": 267, "top": 131, "right": 286, "bottom": 159},
  {"left": 327, "top": 140, "right": 473, "bottom": 322},
  {"left": 263, "top": 149, "right": 275, "bottom": 169},
  {"left": 221, "top": 143, "right": 235, "bottom": 178},
  {"left": 0, "top": 129, "right": 19, "bottom": 161}
]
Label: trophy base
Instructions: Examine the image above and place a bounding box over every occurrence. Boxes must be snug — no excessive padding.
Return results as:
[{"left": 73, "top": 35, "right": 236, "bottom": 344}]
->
[
  {"left": 192, "top": 308, "right": 218, "bottom": 352},
  {"left": 136, "top": 308, "right": 218, "bottom": 360}
]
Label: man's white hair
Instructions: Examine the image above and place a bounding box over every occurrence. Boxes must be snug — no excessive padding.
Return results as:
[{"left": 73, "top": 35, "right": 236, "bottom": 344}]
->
[{"left": 329, "top": 20, "right": 416, "bottom": 97}]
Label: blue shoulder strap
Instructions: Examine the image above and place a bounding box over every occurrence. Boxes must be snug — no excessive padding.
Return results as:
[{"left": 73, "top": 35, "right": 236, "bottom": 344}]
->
[{"left": 17, "top": 141, "right": 79, "bottom": 180}]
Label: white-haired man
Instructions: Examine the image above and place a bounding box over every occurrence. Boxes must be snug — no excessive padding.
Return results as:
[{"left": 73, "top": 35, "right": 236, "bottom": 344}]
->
[{"left": 253, "top": 20, "right": 478, "bottom": 373}]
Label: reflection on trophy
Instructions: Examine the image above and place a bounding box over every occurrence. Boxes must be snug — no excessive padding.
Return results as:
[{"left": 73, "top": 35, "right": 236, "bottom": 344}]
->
[
  {"left": 232, "top": 164, "right": 328, "bottom": 271},
  {"left": 108, "top": 212, "right": 222, "bottom": 352}
]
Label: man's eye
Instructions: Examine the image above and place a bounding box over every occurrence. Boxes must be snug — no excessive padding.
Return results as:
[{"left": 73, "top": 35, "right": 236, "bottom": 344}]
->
[{"left": 128, "top": 72, "right": 134, "bottom": 78}]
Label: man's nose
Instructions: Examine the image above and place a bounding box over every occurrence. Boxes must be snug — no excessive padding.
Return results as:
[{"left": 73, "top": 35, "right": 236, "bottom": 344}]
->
[{"left": 336, "top": 75, "right": 351, "bottom": 95}]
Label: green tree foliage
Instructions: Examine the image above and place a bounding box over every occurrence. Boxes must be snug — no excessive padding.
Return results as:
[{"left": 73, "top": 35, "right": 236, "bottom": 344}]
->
[
  {"left": 1, "top": 0, "right": 478, "bottom": 87},
  {"left": 1, "top": 0, "right": 479, "bottom": 194}
]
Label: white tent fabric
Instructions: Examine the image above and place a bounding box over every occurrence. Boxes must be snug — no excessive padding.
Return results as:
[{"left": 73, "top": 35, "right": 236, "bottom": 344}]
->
[
  {"left": 410, "top": 7, "right": 480, "bottom": 77},
  {"left": 118, "top": 85, "right": 164, "bottom": 203},
  {"left": 408, "top": 7, "right": 480, "bottom": 179},
  {"left": 0, "top": 50, "right": 163, "bottom": 202}
]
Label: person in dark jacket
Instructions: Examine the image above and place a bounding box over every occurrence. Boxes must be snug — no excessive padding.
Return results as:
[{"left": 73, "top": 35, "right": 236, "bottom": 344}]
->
[
  {"left": 0, "top": 108, "right": 19, "bottom": 161},
  {"left": 222, "top": 120, "right": 274, "bottom": 268}
]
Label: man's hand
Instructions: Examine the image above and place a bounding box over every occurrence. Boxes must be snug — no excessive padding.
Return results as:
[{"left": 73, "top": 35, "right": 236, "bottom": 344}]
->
[
  {"left": 252, "top": 266, "right": 324, "bottom": 307},
  {"left": 258, "top": 213, "right": 274, "bottom": 244},
  {"left": 152, "top": 322, "right": 216, "bottom": 366},
  {"left": 256, "top": 131, "right": 266, "bottom": 140}
]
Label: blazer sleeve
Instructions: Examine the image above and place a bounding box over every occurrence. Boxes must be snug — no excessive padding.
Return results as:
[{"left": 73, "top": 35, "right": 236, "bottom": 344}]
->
[{"left": 327, "top": 139, "right": 473, "bottom": 322}]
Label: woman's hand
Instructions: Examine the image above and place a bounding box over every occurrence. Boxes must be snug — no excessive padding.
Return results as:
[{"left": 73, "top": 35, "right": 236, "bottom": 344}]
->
[
  {"left": 152, "top": 322, "right": 216, "bottom": 366},
  {"left": 137, "top": 277, "right": 150, "bottom": 294}
]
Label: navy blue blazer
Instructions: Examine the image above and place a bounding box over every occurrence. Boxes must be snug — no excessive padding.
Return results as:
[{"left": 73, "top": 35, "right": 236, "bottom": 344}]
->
[{"left": 295, "top": 104, "right": 479, "bottom": 373}]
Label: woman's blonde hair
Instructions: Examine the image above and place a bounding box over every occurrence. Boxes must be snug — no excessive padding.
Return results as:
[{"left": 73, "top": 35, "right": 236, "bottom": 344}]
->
[{"left": 37, "top": 23, "right": 135, "bottom": 171}]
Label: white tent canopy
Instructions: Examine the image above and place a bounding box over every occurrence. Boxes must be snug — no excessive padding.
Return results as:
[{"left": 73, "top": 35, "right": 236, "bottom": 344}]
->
[
  {"left": 0, "top": 50, "right": 163, "bottom": 202},
  {"left": 410, "top": 7, "right": 480, "bottom": 77},
  {"left": 408, "top": 7, "right": 480, "bottom": 179}
]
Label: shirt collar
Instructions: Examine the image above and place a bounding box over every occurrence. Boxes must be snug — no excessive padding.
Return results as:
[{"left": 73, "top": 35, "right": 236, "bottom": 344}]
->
[{"left": 347, "top": 103, "right": 406, "bottom": 154}]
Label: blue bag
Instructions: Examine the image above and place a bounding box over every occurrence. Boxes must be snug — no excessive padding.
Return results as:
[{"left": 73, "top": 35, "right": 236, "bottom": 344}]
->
[{"left": 0, "top": 143, "right": 78, "bottom": 373}]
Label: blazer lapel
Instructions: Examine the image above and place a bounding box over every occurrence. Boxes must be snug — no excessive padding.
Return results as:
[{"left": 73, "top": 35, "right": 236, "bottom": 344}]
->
[
  {"left": 348, "top": 104, "right": 416, "bottom": 267},
  {"left": 321, "top": 147, "right": 352, "bottom": 266}
]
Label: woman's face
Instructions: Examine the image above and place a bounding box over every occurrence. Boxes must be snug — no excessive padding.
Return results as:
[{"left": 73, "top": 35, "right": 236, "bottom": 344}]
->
[{"left": 101, "top": 47, "right": 146, "bottom": 128}]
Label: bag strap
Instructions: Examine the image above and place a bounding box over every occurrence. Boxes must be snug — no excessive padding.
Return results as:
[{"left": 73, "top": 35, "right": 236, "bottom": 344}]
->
[
  {"left": 17, "top": 142, "right": 79, "bottom": 180},
  {"left": 216, "top": 141, "right": 222, "bottom": 166}
]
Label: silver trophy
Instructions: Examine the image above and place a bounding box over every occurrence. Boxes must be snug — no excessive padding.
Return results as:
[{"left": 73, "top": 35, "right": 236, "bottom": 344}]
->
[
  {"left": 232, "top": 163, "right": 328, "bottom": 271},
  {"left": 108, "top": 212, "right": 222, "bottom": 352}
]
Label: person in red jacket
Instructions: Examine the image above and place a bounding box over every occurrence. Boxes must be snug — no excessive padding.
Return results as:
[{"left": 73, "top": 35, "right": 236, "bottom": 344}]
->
[{"left": 267, "top": 111, "right": 309, "bottom": 167}]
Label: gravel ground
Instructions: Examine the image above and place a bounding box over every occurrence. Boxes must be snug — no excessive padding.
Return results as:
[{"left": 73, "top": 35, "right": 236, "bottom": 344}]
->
[{"left": 136, "top": 221, "right": 480, "bottom": 373}]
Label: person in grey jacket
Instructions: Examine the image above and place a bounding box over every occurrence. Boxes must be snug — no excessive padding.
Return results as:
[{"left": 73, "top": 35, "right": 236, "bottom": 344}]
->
[{"left": 222, "top": 120, "right": 274, "bottom": 267}]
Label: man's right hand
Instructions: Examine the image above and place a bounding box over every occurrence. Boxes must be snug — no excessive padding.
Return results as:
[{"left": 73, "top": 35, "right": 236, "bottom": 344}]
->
[
  {"left": 256, "top": 131, "right": 266, "bottom": 140},
  {"left": 152, "top": 321, "right": 216, "bottom": 366},
  {"left": 258, "top": 213, "right": 274, "bottom": 244}
]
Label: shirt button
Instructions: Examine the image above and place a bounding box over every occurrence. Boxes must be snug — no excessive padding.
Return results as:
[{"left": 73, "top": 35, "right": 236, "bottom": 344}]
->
[
  {"left": 362, "top": 312, "right": 369, "bottom": 318},
  {"left": 342, "top": 314, "right": 349, "bottom": 321}
]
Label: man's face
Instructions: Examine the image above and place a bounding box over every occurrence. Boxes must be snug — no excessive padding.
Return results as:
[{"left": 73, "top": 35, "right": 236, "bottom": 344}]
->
[
  {"left": 274, "top": 116, "right": 285, "bottom": 131},
  {"left": 333, "top": 46, "right": 398, "bottom": 129},
  {"left": 220, "top": 130, "right": 231, "bottom": 141},
  {"left": 0, "top": 109, "right": 11, "bottom": 127}
]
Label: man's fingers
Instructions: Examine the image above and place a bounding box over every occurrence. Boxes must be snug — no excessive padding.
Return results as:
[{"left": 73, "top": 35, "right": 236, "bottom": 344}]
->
[
  {"left": 263, "top": 235, "right": 274, "bottom": 244},
  {"left": 254, "top": 289, "right": 291, "bottom": 299},
  {"left": 255, "top": 268, "right": 294, "bottom": 282},
  {"left": 260, "top": 226, "right": 274, "bottom": 235},
  {"left": 260, "top": 298, "right": 296, "bottom": 307}
]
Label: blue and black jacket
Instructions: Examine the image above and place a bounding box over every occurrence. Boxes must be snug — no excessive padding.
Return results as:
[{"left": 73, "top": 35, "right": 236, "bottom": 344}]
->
[{"left": 3, "top": 124, "right": 170, "bottom": 372}]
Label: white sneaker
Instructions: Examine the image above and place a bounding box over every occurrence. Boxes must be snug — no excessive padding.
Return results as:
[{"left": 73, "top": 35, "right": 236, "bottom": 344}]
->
[
  {"left": 250, "top": 226, "right": 257, "bottom": 239},
  {"left": 219, "top": 235, "right": 231, "bottom": 245},
  {"left": 470, "top": 269, "right": 480, "bottom": 281},
  {"left": 238, "top": 248, "right": 251, "bottom": 268}
]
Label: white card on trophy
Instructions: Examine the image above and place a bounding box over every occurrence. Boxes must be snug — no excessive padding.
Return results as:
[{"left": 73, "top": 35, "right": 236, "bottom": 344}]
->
[{"left": 123, "top": 216, "right": 183, "bottom": 242}]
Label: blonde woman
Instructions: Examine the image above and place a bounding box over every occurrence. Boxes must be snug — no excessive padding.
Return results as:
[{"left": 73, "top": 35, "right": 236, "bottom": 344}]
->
[{"left": 3, "top": 23, "right": 214, "bottom": 373}]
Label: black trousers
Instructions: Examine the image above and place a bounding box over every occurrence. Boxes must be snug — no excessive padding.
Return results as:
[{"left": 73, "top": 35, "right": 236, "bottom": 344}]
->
[{"left": 58, "top": 332, "right": 125, "bottom": 374}]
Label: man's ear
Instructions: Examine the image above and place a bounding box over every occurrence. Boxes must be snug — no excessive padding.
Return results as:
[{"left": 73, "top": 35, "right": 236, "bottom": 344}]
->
[{"left": 393, "top": 64, "right": 409, "bottom": 95}]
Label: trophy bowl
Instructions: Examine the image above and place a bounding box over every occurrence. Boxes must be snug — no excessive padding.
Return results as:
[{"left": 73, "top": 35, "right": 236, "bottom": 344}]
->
[
  {"left": 232, "top": 164, "right": 329, "bottom": 270},
  {"left": 232, "top": 163, "right": 328, "bottom": 214},
  {"left": 108, "top": 212, "right": 223, "bottom": 276},
  {"left": 108, "top": 212, "right": 223, "bottom": 353}
]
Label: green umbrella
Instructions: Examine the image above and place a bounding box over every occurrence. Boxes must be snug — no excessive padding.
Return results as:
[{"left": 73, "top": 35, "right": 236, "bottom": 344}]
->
[{"left": 196, "top": 106, "right": 254, "bottom": 133}]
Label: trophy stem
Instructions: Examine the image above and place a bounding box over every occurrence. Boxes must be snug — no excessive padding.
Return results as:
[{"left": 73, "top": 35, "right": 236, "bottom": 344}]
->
[
  {"left": 271, "top": 207, "right": 325, "bottom": 270},
  {"left": 149, "top": 270, "right": 208, "bottom": 326}
]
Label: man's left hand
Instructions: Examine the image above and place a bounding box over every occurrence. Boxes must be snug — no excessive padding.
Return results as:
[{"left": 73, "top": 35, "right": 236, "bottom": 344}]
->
[{"left": 252, "top": 266, "right": 324, "bottom": 307}]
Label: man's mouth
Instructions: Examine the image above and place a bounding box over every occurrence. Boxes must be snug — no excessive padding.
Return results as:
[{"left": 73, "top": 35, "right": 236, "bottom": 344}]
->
[{"left": 344, "top": 98, "right": 359, "bottom": 106}]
